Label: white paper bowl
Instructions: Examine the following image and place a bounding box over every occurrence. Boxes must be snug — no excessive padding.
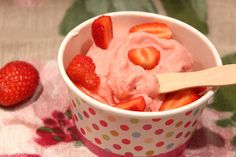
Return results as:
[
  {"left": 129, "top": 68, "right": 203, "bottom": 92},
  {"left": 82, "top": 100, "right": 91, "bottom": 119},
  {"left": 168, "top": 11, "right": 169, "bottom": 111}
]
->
[{"left": 58, "top": 11, "right": 222, "bottom": 157}]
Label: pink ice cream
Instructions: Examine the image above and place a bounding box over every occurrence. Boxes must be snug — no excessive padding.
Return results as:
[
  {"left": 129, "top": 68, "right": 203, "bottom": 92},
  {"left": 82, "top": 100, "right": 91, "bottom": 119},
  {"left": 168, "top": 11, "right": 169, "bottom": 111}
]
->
[{"left": 87, "top": 32, "right": 193, "bottom": 111}]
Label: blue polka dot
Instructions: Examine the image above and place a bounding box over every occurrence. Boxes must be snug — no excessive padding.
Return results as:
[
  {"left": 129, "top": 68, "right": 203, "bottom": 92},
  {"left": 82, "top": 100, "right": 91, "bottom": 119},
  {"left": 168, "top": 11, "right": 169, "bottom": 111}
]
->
[
  {"left": 166, "top": 143, "right": 174, "bottom": 149},
  {"left": 77, "top": 112, "right": 83, "bottom": 120},
  {"left": 132, "top": 132, "right": 141, "bottom": 138}
]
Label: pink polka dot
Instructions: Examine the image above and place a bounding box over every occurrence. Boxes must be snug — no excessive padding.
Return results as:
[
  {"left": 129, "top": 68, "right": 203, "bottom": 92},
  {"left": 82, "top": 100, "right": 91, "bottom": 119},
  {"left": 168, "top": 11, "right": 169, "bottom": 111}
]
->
[
  {"left": 113, "top": 144, "right": 121, "bottom": 150},
  {"left": 185, "top": 110, "right": 192, "bottom": 116},
  {"left": 152, "top": 118, "right": 161, "bottom": 122},
  {"left": 100, "top": 120, "right": 108, "bottom": 127},
  {"left": 124, "top": 152, "right": 133, "bottom": 157},
  {"left": 73, "top": 114, "right": 78, "bottom": 122},
  {"left": 88, "top": 108, "right": 96, "bottom": 115},
  {"left": 143, "top": 124, "right": 152, "bottom": 130},
  {"left": 176, "top": 132, "right": 183, "bottom": 138},
  {"left": 120, "top": 125, "right": 129, "bottom": 131},
  {"left": 80, "top": 128, "right": 86, "bottom": 135},
  {"left": 192, "top": 120, "right": 198, "bottom": 127},
  {"left": 70, "top": 104, "right": 73, "bottom": 110},
  {"left": 122, "top": 139, "right": 131, "bottom": 145},
  {"left": 134, "top": 146, "right": 143, "bottom": 151},
  {"left": 184, "top": 131, "right": 191, "bottom": 138},
  {"left": 156, "top": 141, "right": 164, "bottom": 147},
  {"left": 94, "top": 137, "right": 102, "bottom": 144},
  {"left": 165, "top": 119, "right": 174, "bottom": 125},
  {"left": 155, "top": 129, "right": 163, "bottom": 135},
  {"left": 83, "top": 111, "right": 89, "bottom": 118},
  {"left": 184, "top": 121, "right": 191, "bottom": 128},
  {"left": 92, "top": 123, "right": 99, "bottom": 130}
]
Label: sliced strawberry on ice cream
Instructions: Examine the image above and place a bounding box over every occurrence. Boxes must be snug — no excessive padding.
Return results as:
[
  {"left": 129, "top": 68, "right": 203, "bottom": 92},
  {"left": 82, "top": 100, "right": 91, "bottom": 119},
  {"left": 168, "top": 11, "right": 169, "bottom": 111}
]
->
[
  {"left": 129, "top": 22, "right": 173, "bottom": 39},
  {"left": 114, "top": 96, "right": 146, "bottom": 111},
  {"left": 128, "top": 46, "right": 160, "bottom": 70},
  {"left": 66, "top": 54, "right": 100, "bottom": 90},
  {"left": 193, "top": 87, "right": 207, "bottom": 95},
  {"left": 91, "top": 15, "right": 113, "bottom": 49},
  {"left": 159, "top": 89, "right": 200, "bottom": 111}
]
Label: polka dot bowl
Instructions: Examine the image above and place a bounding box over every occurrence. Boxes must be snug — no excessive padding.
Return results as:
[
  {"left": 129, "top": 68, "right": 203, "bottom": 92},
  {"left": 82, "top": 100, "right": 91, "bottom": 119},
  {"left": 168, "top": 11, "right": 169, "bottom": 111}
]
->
[{"left": 58, "top": 11, "right": 222, "bottom": 157}]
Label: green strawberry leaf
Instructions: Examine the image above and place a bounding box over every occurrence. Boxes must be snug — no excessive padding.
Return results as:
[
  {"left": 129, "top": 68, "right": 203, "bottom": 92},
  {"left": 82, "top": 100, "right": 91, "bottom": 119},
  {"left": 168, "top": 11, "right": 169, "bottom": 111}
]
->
[
  {"left": 59, "top": 0, "right": 157, "bottom": 35},
  {"left": 216, "top": 118, "right": 236, "bottom": 128},
  {"left": 75, "top": 140, "right": 83, "bottom": 146},
  {"left": 53, "top": 136, "right": 63, "bottom": 141},
  {"left": 222, "top": 53, "right": 236, "bottom": 65},
  {"left": 208, "top": 53, "right": 236, "bottom": 111},
  {"left": 161, "top": 0, "right": 208, "bottom": 34},
  {"left": 37, "top": 127, "right": 53, "bottom": 133},
  {"left": 232, "top": 136, "right": 236, "bottom": 147}
]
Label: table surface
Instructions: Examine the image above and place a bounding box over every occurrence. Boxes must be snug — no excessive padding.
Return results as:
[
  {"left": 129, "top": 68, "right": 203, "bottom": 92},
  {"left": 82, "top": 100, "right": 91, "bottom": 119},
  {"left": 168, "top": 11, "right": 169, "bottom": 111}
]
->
[{"left": 0, "top": 0, "right": 236, "bottom": 156}]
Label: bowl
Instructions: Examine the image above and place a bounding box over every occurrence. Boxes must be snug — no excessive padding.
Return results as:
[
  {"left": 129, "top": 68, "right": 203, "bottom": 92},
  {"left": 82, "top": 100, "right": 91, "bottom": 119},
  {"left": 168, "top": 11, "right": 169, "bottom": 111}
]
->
[{"left": 58, "top": 11, "right": 222, "bottom": 157}]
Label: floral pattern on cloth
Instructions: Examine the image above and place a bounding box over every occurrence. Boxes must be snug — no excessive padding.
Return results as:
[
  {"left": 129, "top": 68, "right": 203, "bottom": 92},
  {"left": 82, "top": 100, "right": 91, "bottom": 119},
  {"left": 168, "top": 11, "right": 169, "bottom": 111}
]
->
[{"left": 0, "top": 61, "right": 234, "bottom": 157}]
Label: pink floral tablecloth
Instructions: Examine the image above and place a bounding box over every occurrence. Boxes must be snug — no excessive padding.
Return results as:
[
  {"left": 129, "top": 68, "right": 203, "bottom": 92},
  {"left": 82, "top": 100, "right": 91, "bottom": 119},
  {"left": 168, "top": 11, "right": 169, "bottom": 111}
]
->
[{"left": 0, "top": 61, "right": 234, "bottom": 157}]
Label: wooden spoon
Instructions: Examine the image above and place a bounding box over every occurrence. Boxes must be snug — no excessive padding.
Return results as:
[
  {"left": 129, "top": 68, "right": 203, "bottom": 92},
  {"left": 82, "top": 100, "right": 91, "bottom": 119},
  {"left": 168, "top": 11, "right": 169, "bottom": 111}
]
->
[{"left": 156, "top": 64, "right": 236, "bottom": 94}]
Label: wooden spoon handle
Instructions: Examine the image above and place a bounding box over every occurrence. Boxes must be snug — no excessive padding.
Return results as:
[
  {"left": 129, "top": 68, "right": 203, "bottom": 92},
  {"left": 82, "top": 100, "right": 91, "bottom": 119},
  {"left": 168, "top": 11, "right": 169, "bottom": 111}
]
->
[{"left": 156, "top": 64, "right": 236, "bottom": 94}]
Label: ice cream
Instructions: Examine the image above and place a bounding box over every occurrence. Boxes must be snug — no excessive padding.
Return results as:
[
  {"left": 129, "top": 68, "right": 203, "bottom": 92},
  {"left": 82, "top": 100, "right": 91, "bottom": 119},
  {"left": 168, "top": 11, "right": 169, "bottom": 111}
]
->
[
  {"left": 66, "top": 15, "right": 197, "bottom": 112},
  {"left": 86, "top": 31, "right": 193, "bottom": 111}
]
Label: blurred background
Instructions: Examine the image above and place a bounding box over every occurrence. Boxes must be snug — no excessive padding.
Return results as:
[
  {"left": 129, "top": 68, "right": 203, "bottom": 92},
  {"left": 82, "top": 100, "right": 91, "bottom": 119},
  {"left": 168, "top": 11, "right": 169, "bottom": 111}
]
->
[{"left": 0, "top": 0, "right": 236, "bottom": 64}]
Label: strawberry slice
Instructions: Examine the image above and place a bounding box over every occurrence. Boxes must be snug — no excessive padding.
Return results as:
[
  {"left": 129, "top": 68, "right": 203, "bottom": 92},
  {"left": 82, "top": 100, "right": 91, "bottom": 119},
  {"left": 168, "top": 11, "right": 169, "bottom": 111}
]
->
[
  {"left": 91, "top": 15, "right": 113, "bottom": 49},
  {"left": 114, "top": 96, "right": 146, "bottom": 111},
  {"left": 159, "top": 89, "right": 200, "bottom": 111},
  {"left": 128, "top": 46, "right": 160, "bottom": 70},
  {"left": 193, "top": 87, "right": 207, "bottom": 95},
  {"left": 129, "top": 22, "right": 173, "bottom": 39}
]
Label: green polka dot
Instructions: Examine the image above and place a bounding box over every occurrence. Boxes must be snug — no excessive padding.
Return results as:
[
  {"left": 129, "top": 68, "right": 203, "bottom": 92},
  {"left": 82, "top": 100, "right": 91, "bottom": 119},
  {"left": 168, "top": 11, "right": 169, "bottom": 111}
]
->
[
  {"left": 102, "top": 134, "right": 110, "bottom": 141},
  {"left": 166, "top": 131, "right": 174, "bottom": 138},
  {"left": 194, "top": 109, "right": 199, "bottom": 115},
  {"left": 167, "top": 143, "right": 174, "bottom": 149},
  {"left": 129, "top": 118, "right": 139, "bottom": 124}
]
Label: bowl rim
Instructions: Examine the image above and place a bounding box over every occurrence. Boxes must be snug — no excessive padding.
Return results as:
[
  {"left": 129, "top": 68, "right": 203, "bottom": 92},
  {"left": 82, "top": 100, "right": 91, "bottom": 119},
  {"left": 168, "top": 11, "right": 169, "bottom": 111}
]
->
[{"left": 57, "top": 11, "right": 222, "bottom": 118}]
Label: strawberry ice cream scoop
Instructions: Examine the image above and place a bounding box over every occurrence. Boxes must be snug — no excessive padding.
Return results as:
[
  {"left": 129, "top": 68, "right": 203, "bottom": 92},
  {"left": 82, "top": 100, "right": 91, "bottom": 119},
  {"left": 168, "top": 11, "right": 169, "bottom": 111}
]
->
[{"left": 87, "top": 32, "right": 193, "bottom": 111}]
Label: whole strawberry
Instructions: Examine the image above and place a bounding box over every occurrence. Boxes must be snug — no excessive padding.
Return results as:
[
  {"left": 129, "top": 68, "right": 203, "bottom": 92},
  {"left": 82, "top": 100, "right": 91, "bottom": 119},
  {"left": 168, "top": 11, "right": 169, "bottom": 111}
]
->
[{"left": 0, "top": 61, "right": 40, "bottom": 107}]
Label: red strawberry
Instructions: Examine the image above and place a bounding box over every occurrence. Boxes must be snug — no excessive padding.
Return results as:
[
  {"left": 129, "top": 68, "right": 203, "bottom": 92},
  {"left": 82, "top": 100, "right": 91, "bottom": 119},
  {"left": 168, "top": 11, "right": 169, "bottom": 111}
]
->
[
  {"left": 91, "top": 15, "right": 113, "bottom": 49},
  {"left": 128, "top": 46, "right": 160, "bottom": 70},
  {"left": 159, "top": 89, "right": 200, "bottom": 111},
  {"left": 114, "top": 96, "right": 146, "bottom": 111},
  {"left": 129, "top": 22, "right": 173, "bottom": 39},
  {"left": 66, "top": 54, "right": 100, "bottom": 90},
  {"left": 193, "top": 87, "right": 207, "bottom": 95},
  {"left": 0, "top": 61, "right": 39, "bottom": 107}
]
